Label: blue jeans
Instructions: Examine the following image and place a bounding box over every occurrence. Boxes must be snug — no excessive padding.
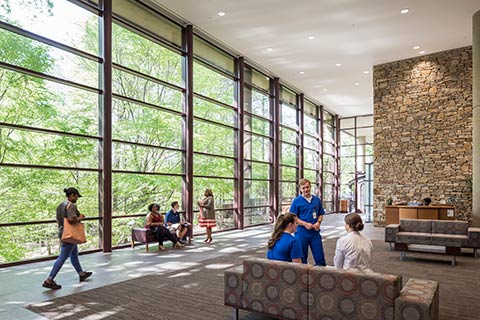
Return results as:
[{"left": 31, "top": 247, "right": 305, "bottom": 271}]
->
[{"left": 48, "top": 243, "right": 83, "bottom": 280}]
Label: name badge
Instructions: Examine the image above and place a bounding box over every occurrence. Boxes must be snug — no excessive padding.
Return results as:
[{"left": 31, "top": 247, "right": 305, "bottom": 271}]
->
[{"left": 313, "top": 211, "right": 317, "bottom": 219}]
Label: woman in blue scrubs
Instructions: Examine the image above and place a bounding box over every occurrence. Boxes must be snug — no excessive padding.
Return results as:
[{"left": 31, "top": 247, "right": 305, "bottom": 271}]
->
[{"left": 267, "top": 213, "right": 303, "bottom": 263}]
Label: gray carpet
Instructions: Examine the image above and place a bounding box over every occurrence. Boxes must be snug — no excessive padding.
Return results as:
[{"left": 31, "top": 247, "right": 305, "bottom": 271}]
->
[{"left": 28, "top": 239, "right": 480, "bottom": 320}]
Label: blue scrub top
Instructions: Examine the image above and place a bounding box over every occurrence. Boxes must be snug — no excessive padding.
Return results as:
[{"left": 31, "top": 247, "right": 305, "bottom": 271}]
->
[
  {"left": 289, "top": 195, "right": 325, "bottom": 230},
  {"left": 267, "top": 232, "right": 303, "bottom": 262}
]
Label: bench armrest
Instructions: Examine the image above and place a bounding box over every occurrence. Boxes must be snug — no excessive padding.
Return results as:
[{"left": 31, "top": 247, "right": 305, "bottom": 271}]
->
[
  {"left": 225, "top": 266, "right": 243, "bottom": 308},
  {"left": 385, "top": 224, "right": 400, "bottom": 242},
  {"left": 465, "top": 227, "right": 480, "bottom": 248},
  {"left": 395, "top": 278, "right": 439, "bottom": 320}
]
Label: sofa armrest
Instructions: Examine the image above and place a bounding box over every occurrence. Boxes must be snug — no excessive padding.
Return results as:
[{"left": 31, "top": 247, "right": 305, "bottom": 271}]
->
[
  {"left": 465, "top": 227, "right": 480, "bottom": 248},
  {"left": 395, "top": 278, "right": 439, "bottom": 320},
  {"left": 225, "top": 265, "right": 243, "bottom": 308},
  {"left": 385, "top": 224, "right": 400, "bottom": 242}
]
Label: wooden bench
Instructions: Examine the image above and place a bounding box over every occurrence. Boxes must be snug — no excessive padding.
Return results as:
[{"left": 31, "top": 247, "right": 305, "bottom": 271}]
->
[{"left": 131, "top": 227, "right": 191, "bottom": 252}]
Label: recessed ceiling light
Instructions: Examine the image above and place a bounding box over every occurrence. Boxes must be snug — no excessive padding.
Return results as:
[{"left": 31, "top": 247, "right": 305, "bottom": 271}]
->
[
  {"left": 299, "top": 71, "right": 305, "bottom": 74},
  {"left": 363, "top": 71, "right": 369, "bottom": 74},
  {"left": 355, "top": 83, "right": 360, "bottom": 86},
  {"left": 401, "top": 8, "right": 409, "bottom": 14},
  {"left": 336, "top": 63, "right": 342, "bottom": 67},
  {"left": 413, "top": 46, "right": 420, "bottom": 50},
  {"left": 323, "top": 88, "right": 328, "bottom": 91},
  {"left": 267, "top": 48, "right": 273, "bottom": 51},
  {"left": 217, "top": 11, "right": 226, "bottom": 16},
  {"left": 308, "top": 36, "right": 315, "bottom": 40},
  {"left": 419, "top": 50, "right": 426, "bottom": 54}
]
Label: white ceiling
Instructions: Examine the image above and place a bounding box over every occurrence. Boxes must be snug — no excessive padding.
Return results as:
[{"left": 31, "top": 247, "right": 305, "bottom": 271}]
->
[{"left": 150, "top": 0, "right": 480, "bottom": 117}]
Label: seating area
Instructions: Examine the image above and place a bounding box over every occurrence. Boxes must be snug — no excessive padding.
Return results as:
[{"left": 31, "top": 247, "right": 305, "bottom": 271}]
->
[
  {"left": 131, "top": 227, "right": 191, "bottom": 252},
  {"left": 225, "top": 257, "right": 439, "bottom": 320},
  {"left": 385, "top": 219, "right": 480, "bottom": 265}
]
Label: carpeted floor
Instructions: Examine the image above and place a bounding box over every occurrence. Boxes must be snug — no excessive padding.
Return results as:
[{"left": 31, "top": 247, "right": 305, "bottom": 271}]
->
[{"left": 28, "top": 239, "right": 480, "bottom": 320}]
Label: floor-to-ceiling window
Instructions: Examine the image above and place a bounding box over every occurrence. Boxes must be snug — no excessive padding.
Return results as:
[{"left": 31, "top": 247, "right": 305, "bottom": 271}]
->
[
  {"left": 303, "top": 100, "right": 321, "bottom": 195},
  {"left": 322, "top": 111, "right": 337, "bottom": 212},
  {"left": 279, "top": 87, "right": 299, "bottom": 213},
  {"left": 110, "top": 0, "right": 185, "bottom": 245},
  {"left": 243, "top": 67, "right": 273, "bottom": 225},
  {"left": 193, "top": 36, "right": 237, "bottom": 232},
  {"left": 0, "top": 0, "right": 342, "bottom": 265},
  {"left": 0, "top": 0, "right": 102, "bottom": 263},
  {"left": 339, "top": 115, "right": 374, "bottom": 219}
]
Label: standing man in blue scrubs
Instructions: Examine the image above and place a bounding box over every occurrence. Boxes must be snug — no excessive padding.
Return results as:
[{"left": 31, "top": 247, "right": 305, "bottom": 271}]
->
[{"left": 289, "top": 178, "right": 326, "bottom": 266}]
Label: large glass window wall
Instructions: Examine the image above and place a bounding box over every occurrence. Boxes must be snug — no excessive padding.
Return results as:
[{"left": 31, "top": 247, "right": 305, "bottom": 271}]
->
[
  {"left": 322, "top": 111, "right": 337, "bottom": 212},
  {"left": 279, "top": 87, "right": 299, "bottom": 213},
  {"left": 193, "top": 36, "right": 237, "bottom": 233},
  {"left": 0, "top": 0, "right": 342, "bottom": 265},
  {"left": 339, "top": 115, "right": 374, "bottom": 220},
  {"left": 244, "top": 67, "right": 273, "bottom": 226}
]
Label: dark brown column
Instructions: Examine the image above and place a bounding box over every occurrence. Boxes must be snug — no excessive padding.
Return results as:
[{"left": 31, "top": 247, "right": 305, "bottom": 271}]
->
[
  {"left": 100, "top": 0, "right": 112, "bottom": 252},
  {"left": 182, "top": 25, "right": 194, "bottom": 234},
  {"left": 298, "top": 94, "right": 304, "bottom": 180},
  {"left": 272, "top": 78, "right": 281, "bottom": 217},
  {"left": 235, "top": 57, "right": 245, "bottom": 229}
]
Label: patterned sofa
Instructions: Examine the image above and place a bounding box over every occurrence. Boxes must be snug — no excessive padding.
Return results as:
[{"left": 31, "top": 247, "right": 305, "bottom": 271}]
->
[
  {"left": 224, "top": 258, "right": 439, "bottom": 320},
  {"left": 385, "top": 219, "right": 480, "bottom": 266}
]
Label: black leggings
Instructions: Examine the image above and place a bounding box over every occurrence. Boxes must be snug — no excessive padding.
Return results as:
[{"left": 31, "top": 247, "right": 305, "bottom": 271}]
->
[{"left": 151, "top": 226, "right": 178, "bottom": 245}]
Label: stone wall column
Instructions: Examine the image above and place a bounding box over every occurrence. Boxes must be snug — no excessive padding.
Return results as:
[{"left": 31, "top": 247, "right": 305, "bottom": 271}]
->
[{"left": 473, "top": 10, "right": 480, "bottom": 226}]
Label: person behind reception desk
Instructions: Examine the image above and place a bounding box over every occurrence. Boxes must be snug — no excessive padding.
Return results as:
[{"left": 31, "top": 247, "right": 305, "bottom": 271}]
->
[{"left": 422, "top": 197, "right": 432, "bottom": 206}]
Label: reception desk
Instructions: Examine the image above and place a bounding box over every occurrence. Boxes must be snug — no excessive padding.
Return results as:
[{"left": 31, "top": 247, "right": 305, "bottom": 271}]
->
[{"left": 385, "top": 205, "right": 456, "bottom": 225}]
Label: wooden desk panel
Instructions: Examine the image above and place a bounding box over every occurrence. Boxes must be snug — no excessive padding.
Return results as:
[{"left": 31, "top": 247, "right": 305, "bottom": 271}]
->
[
  {"left": 385, "top": 205, "right": 455, "bottom": 224},
  {"left": 418, "top": 208, "right": 439, "bottom": 220},
  {"left": 399, "top": 208, "right": 418, "bottom": 220},
  {"left": 386, "top": 207, "right": 399, "bottom": 225}
]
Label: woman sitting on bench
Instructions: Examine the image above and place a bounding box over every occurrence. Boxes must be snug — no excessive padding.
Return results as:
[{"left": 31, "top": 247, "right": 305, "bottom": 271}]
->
[{"left": 146, "top": 203, "right": 183, "bottom": 250}]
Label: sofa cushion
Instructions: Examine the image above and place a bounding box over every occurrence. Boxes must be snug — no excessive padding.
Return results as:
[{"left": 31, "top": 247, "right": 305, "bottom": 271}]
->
[
  {"left": 385, "top": 224, "right": 399, "bottom": 242},
  {"left": 395, "top": 278, "right": 439, "bottom": 320},
  {"left": 432, "top": 220, "right": 468, "bottom": 235},
  {"left": 397, "top": 232, "right": 432, "bottom": 245},
  {"left": 224, "top": 265, "right": 244, "bottom": 308},
  {"left": 431, "top": 234, "right": 468, "bottom": 247},
  {"left": 308, "top": 266, "right": 402, "bottom": 320},
  {"left": 242, "top": 258, "right": 310, "bottom": 320},
  {"left": 400, "top": 219, "right": 432, "bottom": 233},
  {"left": 464, "top": 227, "right": 480, "bottom": 247}
]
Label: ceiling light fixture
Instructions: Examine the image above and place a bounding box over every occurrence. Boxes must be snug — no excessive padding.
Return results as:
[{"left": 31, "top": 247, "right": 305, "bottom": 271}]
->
[
  {"left": 413, "top": 46, "right": 420, "bottom": 50},
  {"left": 363, "top": 71, "right": 369, "bottom": 74},
  {"left": 336, "top": 63, "right": 342, "bottom": 67},
  {"left": 355, "top": 83, "right": 360, "bottom": 86},
  {"left": 323, "top": 88, "right": 328, "bottom": 91},
  {"left": 267, "top": 48, "right": 273, "bottom": 51},
  {"left": 299, "top": 71, "right": 305, "bottom": 74},
  {"left": 308, "top": 36, "right": 315, "bottom": 40},
  {"left": 400, "top": 8, "right": 409, "bottom": 14},
  {"left": 217, "top": 11, "right": 226, "bottom": 16},
  {"left": 419, "top": 50, "right": 426, "bottom": 54}
]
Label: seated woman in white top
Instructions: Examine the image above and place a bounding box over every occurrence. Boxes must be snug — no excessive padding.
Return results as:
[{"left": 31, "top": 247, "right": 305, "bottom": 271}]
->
[{"left": 333, "top": 213, "right": 373, "bottom": 272}]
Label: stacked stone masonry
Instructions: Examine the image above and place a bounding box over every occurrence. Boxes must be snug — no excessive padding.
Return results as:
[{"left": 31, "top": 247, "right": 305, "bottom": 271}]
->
[{"left": 373, "top": 46, "right": 473, "bottom": 226}]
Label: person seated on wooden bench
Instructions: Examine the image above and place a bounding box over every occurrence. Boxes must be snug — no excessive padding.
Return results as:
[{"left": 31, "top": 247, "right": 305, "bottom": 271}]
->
[
  {"left": 146, "top": 203, "right": 184, "bottom": 250},
  {"left": 165, "top": 201, "right": 191, "bottom": 245}
]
